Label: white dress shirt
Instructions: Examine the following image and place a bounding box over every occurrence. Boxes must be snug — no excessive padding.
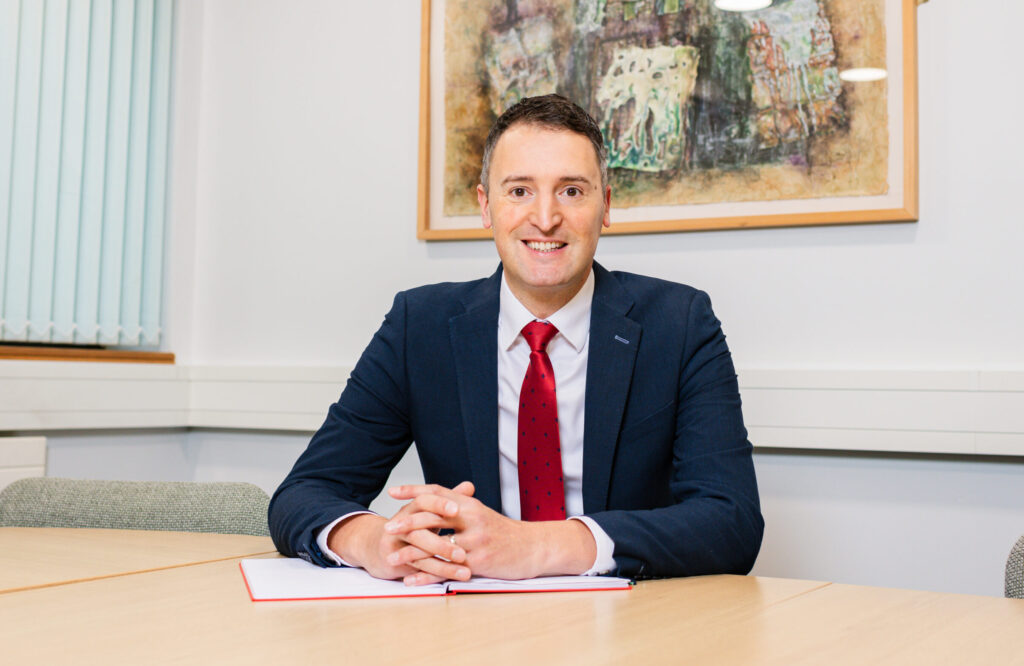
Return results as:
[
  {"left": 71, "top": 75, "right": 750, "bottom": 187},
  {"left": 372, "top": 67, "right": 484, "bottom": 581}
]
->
[
  {"left": 496, "top": 270, "right": 615, "bottom": 574},
  {"left": 318, "top": 269, "right": 616, "bottom": 575}
]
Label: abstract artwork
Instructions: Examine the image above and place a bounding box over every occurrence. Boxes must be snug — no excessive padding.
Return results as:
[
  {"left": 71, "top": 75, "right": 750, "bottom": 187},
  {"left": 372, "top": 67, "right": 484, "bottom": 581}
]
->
[{"left": 419, "top": 0, "right": 918, "bottom": 238}]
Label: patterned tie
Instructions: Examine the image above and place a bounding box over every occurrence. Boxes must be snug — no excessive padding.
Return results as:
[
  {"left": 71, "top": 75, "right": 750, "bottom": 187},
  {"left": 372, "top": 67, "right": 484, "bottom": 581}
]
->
[{"left": 518, "top": 321, "right": 566, "bottom": 521}]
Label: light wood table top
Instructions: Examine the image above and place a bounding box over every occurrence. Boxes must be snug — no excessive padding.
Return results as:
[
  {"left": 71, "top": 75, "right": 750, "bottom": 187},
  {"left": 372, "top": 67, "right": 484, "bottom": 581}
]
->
[
  {"left": 0, "top": 527, "right": 276, "bottom": 594},
  {"left": 1, "top": 552, "right": 826, "bottom": 664},
  {"left": 727, "top": 580, "right": 1024, "bottom": 665},
  {"left": 2, "top": 531, "right": 1023, "bottom": 664}
]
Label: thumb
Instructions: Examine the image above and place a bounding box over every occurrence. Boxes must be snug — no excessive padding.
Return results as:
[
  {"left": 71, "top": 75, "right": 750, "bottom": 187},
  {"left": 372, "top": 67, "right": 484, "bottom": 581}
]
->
[{"left": 452, "top": 480, "right": 475, "bottom": 497}]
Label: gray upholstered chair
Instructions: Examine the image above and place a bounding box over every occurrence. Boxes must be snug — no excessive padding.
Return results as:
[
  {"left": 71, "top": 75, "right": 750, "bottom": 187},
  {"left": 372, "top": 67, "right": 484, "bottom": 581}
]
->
[
  {"left": 1008, "top": 534, "right": 1024, "bottom": 599},
  {"left": 0, "top": 478, "right": 270, "bottom": 536}
]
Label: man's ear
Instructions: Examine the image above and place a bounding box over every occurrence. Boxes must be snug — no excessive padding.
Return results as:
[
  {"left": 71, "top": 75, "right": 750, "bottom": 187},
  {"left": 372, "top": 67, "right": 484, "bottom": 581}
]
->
[
  {"left": 602, "top": 185, "right": 612, "bottom": 228},
  {"left": 477, "top": 184, "right": 492, "bottom": 229}
]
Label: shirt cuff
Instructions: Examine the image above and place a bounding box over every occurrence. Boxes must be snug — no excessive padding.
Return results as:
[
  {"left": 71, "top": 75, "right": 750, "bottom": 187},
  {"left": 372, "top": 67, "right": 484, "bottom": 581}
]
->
[
  {"left": 569, "top": 516, "right": 616, "bottom": 575},
  {"left": 316, "top": 511, "right": 377, "bottom": 567}
]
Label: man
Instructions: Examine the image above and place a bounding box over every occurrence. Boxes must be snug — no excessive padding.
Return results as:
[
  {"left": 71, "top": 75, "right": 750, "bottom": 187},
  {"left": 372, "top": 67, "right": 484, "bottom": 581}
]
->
[{"left": 269, "top": 95, "right": 763, "bottom": 585}]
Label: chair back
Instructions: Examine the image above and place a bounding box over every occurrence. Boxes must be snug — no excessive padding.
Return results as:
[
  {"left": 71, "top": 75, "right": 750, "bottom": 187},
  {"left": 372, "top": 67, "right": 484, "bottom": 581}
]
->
[
  {"left": 1008, "top": 535, "right": 1024, "bottom": 599},
  {"left": 0, "top": 477, "right": 270, "bottom": 536}
]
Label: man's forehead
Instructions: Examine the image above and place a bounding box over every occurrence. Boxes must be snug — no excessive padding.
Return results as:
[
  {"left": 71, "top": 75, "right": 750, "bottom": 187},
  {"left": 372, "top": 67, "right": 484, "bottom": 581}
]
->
[
  {"left": 491, "top": 123, "right": 602, "bottom": 172},
  {"left": 497, "top": 121, "right": 591, "bottom": 145}
]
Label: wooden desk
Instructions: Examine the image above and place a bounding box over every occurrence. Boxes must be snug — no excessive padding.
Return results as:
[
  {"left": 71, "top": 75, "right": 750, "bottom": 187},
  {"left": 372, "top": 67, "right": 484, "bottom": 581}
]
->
[
  {"left": 0, "top": 555, "right": 825, "bottom": 664},
  {"left": 0, "top": 527, "right": 275, "bottom": 593},
  {"left": 1, "top": 531, "right": 1022, "bottom": 664},
  {"left": 730, "top": 581, "right": 1024, "bottom": 665}
]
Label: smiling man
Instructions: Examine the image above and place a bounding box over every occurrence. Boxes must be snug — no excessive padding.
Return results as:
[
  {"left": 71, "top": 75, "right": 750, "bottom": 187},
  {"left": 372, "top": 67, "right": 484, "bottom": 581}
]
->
[
  {"left": 269, "top": 95, "right": 763, "bottom": 584},
  {"left": 479, "top": 120, "right": 609, "bottom": 320}
]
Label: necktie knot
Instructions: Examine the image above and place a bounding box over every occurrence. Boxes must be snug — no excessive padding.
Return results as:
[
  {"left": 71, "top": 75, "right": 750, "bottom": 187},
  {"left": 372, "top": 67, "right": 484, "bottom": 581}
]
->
[{"left": 522, "top": 321, "right": 558, "bottom": 353}]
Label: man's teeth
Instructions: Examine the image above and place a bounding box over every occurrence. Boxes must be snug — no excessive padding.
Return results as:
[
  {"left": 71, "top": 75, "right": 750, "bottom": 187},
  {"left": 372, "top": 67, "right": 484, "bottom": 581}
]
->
[{"left": 526, "top": 241, "right": 565, "bottom": 252}]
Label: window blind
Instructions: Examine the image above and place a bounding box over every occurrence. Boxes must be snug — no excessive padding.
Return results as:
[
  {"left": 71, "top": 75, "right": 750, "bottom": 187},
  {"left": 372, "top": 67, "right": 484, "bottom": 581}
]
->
[{"left": 0, "top": 0, "right": 173, "bottom": 346}]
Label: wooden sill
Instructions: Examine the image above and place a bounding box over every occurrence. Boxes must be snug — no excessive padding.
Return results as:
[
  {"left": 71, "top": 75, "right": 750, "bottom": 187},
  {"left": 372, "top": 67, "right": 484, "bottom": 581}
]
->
[{"left": 0, "top": 345, "right": 175, "bottom": 364}]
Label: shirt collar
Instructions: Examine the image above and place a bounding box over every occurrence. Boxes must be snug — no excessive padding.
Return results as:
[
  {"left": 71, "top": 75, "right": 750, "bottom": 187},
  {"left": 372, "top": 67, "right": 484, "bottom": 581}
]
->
[{"left": 498, "top": 269, "right": 594, "bottom": 354}]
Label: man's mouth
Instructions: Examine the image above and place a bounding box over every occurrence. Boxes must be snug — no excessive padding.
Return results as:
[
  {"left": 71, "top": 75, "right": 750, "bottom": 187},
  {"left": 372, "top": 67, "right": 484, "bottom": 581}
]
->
[{"left": 524, "top": 241, "right": 567, "bottom": 253}]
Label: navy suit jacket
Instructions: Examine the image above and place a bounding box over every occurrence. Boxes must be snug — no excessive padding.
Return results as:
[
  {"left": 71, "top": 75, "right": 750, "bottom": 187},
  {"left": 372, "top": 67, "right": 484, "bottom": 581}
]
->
[{"left": 269, "top": 263, "right": 763, "bottom": 579}]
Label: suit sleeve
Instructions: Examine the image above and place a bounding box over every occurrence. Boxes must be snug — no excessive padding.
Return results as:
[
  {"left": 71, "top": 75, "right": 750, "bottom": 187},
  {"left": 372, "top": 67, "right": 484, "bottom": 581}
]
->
[
  {"left": 588, "top": 291, "right": 764, "bottom": 579},
  {"left": 268, "top": 293, "right": 413, "bottom": 566}
]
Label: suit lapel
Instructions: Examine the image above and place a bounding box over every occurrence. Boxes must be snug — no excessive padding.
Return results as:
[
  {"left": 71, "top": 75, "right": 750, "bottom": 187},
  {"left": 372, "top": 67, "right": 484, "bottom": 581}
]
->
[
  {"left": 582, "top": 263, "right": 641, "bottom": 513},
  {"left": 449, "top": 267, "right": 502, "bottom": 513}
]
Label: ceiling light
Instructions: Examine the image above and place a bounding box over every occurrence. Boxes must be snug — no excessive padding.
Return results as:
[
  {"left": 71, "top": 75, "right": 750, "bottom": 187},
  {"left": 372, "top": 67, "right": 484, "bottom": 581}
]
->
[
  {"left": 839, "top": 68, "right": 888, "bottom": 82},
  {"left": 714, "top": 0, "right": 773, "bottom": 11}
]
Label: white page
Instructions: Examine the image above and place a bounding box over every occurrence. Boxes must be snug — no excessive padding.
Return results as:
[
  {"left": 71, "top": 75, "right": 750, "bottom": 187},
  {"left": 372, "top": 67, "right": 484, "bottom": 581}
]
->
[
  {"left": 240, "top": 558, "right": 447, "bottom": 600},
  {"left": 240, "top": 558, "right": 632, "bottom": 601}
]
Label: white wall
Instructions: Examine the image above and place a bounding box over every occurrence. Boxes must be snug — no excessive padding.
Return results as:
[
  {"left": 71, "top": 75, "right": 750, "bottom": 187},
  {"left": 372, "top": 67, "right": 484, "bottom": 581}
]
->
[
  {"left": 34, "top": 0, "right": 1024, "bottom": 597},
  {"left": 42, "top": 428, "right": 420, "bottom": 517},
  {"left": 181, "top": 0, "right": 491, "bottom": 366},
  {"left": 751, "top": 450, "right": 1024, "bottom": 596}
]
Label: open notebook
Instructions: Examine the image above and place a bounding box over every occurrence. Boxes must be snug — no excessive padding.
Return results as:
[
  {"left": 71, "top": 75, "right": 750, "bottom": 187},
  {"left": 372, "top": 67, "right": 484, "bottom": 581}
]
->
[{"left": 240, "top": 558, "right": 632, "bottom": 601}]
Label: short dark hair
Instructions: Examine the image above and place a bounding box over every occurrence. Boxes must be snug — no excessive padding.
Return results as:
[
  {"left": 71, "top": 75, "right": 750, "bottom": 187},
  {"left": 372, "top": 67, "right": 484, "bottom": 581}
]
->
[{"left": 479, "top": 94, "right": 608, "bottom": 193}]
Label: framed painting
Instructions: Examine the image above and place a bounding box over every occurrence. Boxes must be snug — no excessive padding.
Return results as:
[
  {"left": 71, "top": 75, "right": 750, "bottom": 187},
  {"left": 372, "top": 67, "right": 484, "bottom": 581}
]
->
[{"left": 417, "top": 0, "right": 918, "bottom": 240}]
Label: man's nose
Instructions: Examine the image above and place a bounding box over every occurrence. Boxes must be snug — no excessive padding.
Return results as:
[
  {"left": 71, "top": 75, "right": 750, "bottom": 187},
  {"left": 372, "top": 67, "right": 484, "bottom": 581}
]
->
[{"left": 532, "top": 194, "right": 562, "bottom": 232}]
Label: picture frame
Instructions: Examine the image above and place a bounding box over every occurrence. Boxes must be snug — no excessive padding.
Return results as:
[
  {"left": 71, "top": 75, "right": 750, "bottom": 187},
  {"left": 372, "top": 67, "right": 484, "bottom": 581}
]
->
[{"left": 417, "top": 0, "right": 918, "bottom": 240}]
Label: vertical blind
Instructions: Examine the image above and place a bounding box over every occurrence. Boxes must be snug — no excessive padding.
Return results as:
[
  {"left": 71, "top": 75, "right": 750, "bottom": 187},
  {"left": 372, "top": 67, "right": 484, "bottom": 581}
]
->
[{"left": 0, "top": 0, "right": 173, "bottom": 346}]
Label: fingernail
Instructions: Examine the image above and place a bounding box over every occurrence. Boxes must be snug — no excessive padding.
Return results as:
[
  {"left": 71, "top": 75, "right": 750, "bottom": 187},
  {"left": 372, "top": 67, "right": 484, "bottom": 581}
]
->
[
  {"left": 458, "top": 568, "right": 471, "bottom": 581},
  {"left": 452, "top": 547, "right": 466, "bottom": 561},
  {"left": 445, "top": 501, "right": 458, "bottom": 515},
  {"left": 384, "top": 522, "right": 398, "bottom": 533},
  {"left": 404, "top": 575, "right": 416, "bottom": 586},
  {"left": 387, "top": 552, "right": 400, "bottom": 565}
]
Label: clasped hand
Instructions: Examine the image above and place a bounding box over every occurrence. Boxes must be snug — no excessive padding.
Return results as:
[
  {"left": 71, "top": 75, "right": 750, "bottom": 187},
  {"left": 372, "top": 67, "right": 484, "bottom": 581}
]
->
[
  {"left": 382, "top": 481, "right": 551, "bottom": 586},
  {"left": 329, "top": 481, "right": 596, "bottom": 586}
]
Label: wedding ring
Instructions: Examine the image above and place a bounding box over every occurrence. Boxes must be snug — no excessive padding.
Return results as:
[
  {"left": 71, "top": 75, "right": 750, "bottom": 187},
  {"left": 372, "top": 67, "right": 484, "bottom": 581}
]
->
[{"left": 449, "top": 533, "right": 457, "bottom": 546}]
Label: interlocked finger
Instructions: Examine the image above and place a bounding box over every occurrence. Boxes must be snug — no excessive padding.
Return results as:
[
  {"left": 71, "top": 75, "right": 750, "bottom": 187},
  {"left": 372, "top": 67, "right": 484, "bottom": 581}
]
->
[
  {"left": 406, "top": 555, "right": 471, "bottom": 584},
  {"left": 384, "top": 510, "right": 452, "bottom": 536},
  {"left": 402, "top": 528, "right": 467, "bottom": 563},
  {"left": 402, "top": 571, "right": 447, "bottom": 586},
  {"left": 405, "top": 493, "right": 461, "bottom": 519}
]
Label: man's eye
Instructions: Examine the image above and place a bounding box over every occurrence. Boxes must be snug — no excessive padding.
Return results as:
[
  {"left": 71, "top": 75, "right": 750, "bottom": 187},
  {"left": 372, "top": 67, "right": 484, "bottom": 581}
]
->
[
  {"left": 565, "top": 187, "right": 581, "bottom": 197},
  {"left": 511, "top": 187, "right": 527, "bottom": 197}
]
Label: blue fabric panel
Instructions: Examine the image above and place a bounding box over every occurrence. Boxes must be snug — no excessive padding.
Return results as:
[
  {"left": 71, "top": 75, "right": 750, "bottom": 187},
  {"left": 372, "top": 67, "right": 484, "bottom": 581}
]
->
[
  {"left": 51, "top": 0, "right": 91, "bottom": 343},
  {"left": 74, "top": 0, "right": 114, "bottom": 343},
  {"left": 1, "top": 0, "right": 171, "bottom": 347},
  {"left": 140, "top": 0, "right": 173, "bottom": 345},
  {"left": 120, "top": 0, "right": 155, "bottom": 345},
  {"left": 3, "top": 1, "right": 45, "bottom": 340},
  {"left": 96, "top": 0, "right": 135, "bottom": 345},
  {"left": 28, "top": 0, "right": 70, "bottom": 341},
  {"left": 0, "top": 1, "right": 22, "bottom": 334}
]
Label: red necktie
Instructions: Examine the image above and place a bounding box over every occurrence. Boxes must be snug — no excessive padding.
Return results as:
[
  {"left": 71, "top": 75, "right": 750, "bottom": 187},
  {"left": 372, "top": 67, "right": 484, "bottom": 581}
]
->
[{"left": 518, "top": 321, "right": 566, "bottom": 521}]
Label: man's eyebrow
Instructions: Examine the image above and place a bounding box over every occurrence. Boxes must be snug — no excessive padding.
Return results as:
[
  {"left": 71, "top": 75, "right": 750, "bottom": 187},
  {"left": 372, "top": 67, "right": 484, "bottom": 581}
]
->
[
  {"left": 499, "top": 175, "right": 535, "bottom": 187},
  {"left": 498, "top": 175, "right": 595, "bottom": 187},
  {"left": 557, "top": 175, "right": 594, "bottom": 185}
]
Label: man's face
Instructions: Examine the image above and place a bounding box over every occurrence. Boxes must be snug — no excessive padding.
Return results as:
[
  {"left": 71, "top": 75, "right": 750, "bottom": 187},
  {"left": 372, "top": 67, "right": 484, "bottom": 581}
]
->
[{"left": 477, "top": 124, "right": 611, "bottom": 315}]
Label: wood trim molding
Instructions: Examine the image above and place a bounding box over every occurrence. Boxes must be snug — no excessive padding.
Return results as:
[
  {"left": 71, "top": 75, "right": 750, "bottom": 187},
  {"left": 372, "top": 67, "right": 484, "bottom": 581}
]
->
[
  {"left": 0, "top": 346, "right": 175, "bottom": 364},
  {"left": 415, "top": 0, "right": 432, "bottom": 240},
  {"left": 903, "top": 0, "right": 920, "bottom": 221}
]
